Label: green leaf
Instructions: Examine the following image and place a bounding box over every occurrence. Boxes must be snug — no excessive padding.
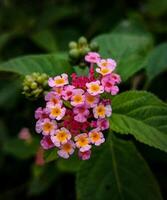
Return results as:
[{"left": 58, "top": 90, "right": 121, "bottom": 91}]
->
[
  {"left": 3, "top": 138, "right": 39, "bottom": 159},
  {"left": 57, "top": 154, "right": 83, "bottom": 173},
  {"left": 110, "top": 91, "right": 167, "bottom": 152},
  {"left": 0, "top": 32, "right": 15, "bottom": 51},
  {"left": 0, "top": 79, "right": 21, "bottom": 107},
  {"left": 44, "top": 148, "right": 58, "bottom": 163},
  {"left": 0, "top": 53, "right": 73, "bottom": 76},
  {"left": 93, "top": 33, "right": 153, "bottom": 81},
  {"left": 31, "top": 30, "right": 58, "bottom": 52},
  {"left": 144, "top": 43, "right": 167, "bottom": 81},
  {"left": 77, "top": 135, "right": 162, "bottom": 200}
]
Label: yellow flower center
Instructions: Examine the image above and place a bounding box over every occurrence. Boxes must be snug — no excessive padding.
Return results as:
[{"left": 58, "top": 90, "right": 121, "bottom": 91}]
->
[
  {"left": 101, "top": 62, "right": 108, "bottom": 67},
  {"left": 77, "top": 137, "right": 89, "bottom": 147},
  {"left": 96, "top": 105, "right": 106, "bottom": 117},
  {"left": 73, "top": 95, "right": 83, "bottom": 103},
  {"left": 43, "top": 123, "right": 53, "bottom": 133},
  {"left": 90, "top": 84, "right": 100, "bottom": 92},
  {"left": 90, "top": 132, "right": 100, "bottom": 142},
  {"left": 56, "top": 130, "right": 68, "bottom": 142},
  {"left": 101, "top": 68, "right": 110, "bottom": 75},
  {"left": 55, "top": 78, "right": 65, "bottom": 85},
  {"left": 51, "top": 107, "right": 61, "bottom": 117}
]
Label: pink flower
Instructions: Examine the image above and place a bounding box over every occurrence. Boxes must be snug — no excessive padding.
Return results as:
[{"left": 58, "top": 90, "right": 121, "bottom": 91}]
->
[
  {"left": 88, "top": 128, "right": 105, "bottom": 146},
  {"left": 73, "top": 105, "right": 90, "bottom": 123},
  {"left": 85, "top": 52, "right": 100, "bottom": 63},
  {"left": 18, "top": 128, "right": 32, "bottom": 142},
  {"left": 101, "top": 75, "right": 119, "bottom": 95},
  {"left": 51, "top": 127, "right": 71, "bottom": 147},
  {"left": 35, "top": 107, "right": 49, "bottom": 120},
  {"left": 85, "top": 92, "right": 99, "bottom": 108},
  {"left": 62, "top": 85, "right": 75, "bottom": 100},
  {"left": 78, "top": 150, "right": 91, "bottom": 160},
  {"left": 36, "top": 118, "right": 57, "bottom": 135},
  {"left": 71, "top": 89, "right": 85, "bottom": 106},
  {"left": 74, "top": 133, "right": 91, "bottom": 152},
  {"left": 47, "top": 104, "right": 66, "bottom": 120},
  {"left": 45, "top": 91, "right": 62, "bottom": 106},
  {"left": 53, "top": 87, "right": 63, "bottom": 96},
  {"left": 48, "top": 73, "right": 68, "bottom": 87},
  {"left": 110, "top": 73, "right": 121, "bottom": 84},
  {"left": 40, "top": 135, "right": 55, "bottom": 149},
  {"left": 93, "top": 103, "right": 112, "bottom": 119},
  {"left": 86, "top": 80, "right": 104, "bottom": 96},
  {"left": 35, "top": 147, "right": 45, "bottom": 166},
  {"left": 97, "top": 118, "right": 109, "bottom": 130},
  {"left": 97, "top": 59, "right": 116, "bottom": 70},
  {"left": 58, "top": 140, "right": 75, "bottom": 159}
]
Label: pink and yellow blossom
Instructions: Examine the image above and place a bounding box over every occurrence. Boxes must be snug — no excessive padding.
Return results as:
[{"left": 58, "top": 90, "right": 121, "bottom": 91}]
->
[
  {"left": 58, "top": 140, "right": 75, "bottom": 159},
  {"left": 85, "top": 92, "right": 99, "bottom": 108},
  {"left": 86, "top": 80, "right": 104, "bottom": 96},
  {"left": 48, "top": 73, "right": 68, "bottom": 87},
  {"left": 97, "top": 58, "right": 116, "bottom": 70},
  {"left": 93, "top": 103, "right": 112, "bottom": 119},
  {"left": 71, "top": 89, "right": 85, "bottom": 106},
  {"left": 51, "top": 127, "right": 71, "bottom": 147},
  {"left": 47, "top": 104, "right": 66, "bottom": 120},
  {"left": 74, "top": 133, "right": 91, "bottom": 152},
  {"left": 85, "top": 52, "right": 100, "bottom": 63},
  {"left": 36, "top": 118, "right": 57, "bottom": 135},
  {"left": 89, "top": 128, "right": 105, "bottom": 146}
]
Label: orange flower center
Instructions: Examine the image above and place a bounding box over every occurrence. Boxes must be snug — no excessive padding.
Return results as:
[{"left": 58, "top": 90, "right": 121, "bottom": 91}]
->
[
  {"left": 90, "top": 84, "right": 100, "bottom": 92},
  {"left": 51, "top": 107, "right": 61, "bottom": 117},
  {"left": 55, "top": 78, "right": 65, "bottom": 85},
  {"left": 43, "top": 123, "right": 53, "bottom": 133}
]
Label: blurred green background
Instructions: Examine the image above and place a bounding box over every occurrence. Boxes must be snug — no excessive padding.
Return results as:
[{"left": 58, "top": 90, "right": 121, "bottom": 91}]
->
[{"left": 0, "top": 0, "right": 167, "bottom": 199}]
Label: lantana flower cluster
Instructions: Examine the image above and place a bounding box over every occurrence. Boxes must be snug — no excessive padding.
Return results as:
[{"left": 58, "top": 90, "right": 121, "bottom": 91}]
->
[{"left": 35, "top": 52, "right": 121, "bottom": 160}]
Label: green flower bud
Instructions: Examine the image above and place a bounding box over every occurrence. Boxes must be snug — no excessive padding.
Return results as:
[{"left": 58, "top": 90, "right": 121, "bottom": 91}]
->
[
  {"left": 30, "top": 82, "right": 38, "bottom": 89},
  {"left": 22, "top": 72, "right": 49, "bottom": 100},
  {"left": 89, "top": 41, "right": 99, "bottom": 51},
  {"left": 80, "top": 47, "right": 91, "bottom": 56},
  {"left": 69, "top": 41, "right": 77, "bottom": 49},
  {"left": 69, "top": 49, "right": 80, "bottom": 59},
  {"left": 78, "top": 36, "right": 87, "bottom": 45}
]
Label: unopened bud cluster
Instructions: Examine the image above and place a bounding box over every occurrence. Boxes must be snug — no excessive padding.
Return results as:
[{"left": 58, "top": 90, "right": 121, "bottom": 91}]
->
[
  {"left": 22, "top": 72, "right": 49, "bottom": 99},
  {"left": 68, "top": 36, "right": 99, "bottom": 67}
]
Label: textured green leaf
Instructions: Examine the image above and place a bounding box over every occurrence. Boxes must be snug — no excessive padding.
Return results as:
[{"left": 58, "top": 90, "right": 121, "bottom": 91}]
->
[
  {"left": 93, "top": 33, "right": 153, "bottom": 81},
  {"left": 44, "top": 148, "right": 58, "bottom": 163},
  {"left": 31, "top": 30, "right": 58, "bottom": 52},
  {"left": 144, "top": 43, "right": 167, "bottom": 81},
  {"left": 77, "top": 135, "right": 162, "bottom": 200},
  {"left": 0, "top": 53, "right": 73, "bottom": 76},
  {"left": 110, "top": 91, "right": 167, "bottom": 152},
  {"left": 57, "top": 154, "right": 83, "bottom": 173}
]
